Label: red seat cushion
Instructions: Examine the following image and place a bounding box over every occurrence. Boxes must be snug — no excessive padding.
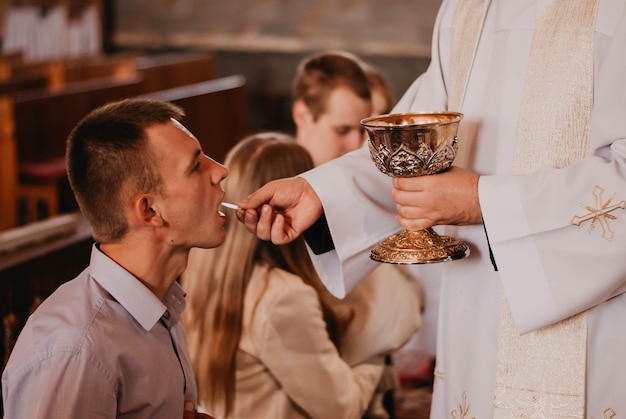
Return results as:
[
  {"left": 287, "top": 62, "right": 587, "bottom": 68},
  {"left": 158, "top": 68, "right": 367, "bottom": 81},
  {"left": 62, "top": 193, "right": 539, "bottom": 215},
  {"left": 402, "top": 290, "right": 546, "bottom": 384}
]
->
[{"left": 19, "top": 157, "right": 66, "bottom": 180}]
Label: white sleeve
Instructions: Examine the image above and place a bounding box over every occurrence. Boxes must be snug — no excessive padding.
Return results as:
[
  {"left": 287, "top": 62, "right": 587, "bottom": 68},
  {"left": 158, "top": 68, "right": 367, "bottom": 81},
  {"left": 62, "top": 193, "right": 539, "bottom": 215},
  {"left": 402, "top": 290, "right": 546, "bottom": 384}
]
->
[
  {"left": 480, "top": 9, "right": 626, "bottom": 334},
  {"left": 299, "top": 0, "right": 455, "bottom": 297}
]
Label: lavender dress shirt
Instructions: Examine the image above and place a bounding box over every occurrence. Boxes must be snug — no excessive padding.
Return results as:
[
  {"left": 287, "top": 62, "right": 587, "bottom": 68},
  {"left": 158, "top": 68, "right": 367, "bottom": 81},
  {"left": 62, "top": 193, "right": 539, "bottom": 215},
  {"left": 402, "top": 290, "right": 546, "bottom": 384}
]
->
[{"left": 2, "top": 244, "right": 197, "bottom": 418}]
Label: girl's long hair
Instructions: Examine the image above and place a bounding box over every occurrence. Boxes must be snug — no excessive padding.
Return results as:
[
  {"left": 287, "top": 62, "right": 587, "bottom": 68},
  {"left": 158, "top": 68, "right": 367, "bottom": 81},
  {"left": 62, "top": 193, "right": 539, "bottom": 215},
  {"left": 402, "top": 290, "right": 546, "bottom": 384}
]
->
[{"left": 181, "top": 132, "right": 343, "bottom": 417}]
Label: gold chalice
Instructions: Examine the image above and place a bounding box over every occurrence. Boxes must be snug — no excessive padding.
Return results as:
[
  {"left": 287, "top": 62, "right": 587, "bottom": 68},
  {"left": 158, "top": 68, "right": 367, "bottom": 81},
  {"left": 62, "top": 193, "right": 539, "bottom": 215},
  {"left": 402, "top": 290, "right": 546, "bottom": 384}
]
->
[{"left": 361, "top": 112, "right": 469, "bottom": 264}]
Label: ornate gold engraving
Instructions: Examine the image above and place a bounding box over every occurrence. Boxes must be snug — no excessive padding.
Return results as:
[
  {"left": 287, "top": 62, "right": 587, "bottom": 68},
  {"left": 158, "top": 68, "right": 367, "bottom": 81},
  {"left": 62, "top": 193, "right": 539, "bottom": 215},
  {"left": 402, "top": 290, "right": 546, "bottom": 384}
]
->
[
  {"left": 370, "top": 229, "right": 468, "bottom": 264},
  {"left": 570, "top": 185, "right": 625, "bottom": 241},
  {"left": 591, "top": 408, "right": 616, "bottom": 419},
  {"left": 362, "top": 112, "right": 469, "bottom": 264},
  {"left": 451, "top": 392, "right": 475, "bottom": 419},
  {"left": 369, "top": 137, "right": 458, "bottom": 177}
]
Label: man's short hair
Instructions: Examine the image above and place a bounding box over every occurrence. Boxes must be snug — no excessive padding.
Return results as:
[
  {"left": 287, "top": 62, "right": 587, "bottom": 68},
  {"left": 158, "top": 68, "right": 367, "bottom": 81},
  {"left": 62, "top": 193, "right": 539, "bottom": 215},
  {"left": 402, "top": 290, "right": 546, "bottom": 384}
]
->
[{"left": 66, "top": 98, "right": 185, "bottom": 243}]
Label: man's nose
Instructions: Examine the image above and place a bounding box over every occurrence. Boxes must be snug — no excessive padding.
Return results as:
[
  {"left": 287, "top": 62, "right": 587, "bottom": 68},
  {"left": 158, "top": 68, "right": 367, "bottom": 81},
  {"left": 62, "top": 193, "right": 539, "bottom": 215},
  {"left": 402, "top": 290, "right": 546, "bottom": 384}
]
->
[{"left": 206, "top": 156, "right": 228, "bottom": 183}]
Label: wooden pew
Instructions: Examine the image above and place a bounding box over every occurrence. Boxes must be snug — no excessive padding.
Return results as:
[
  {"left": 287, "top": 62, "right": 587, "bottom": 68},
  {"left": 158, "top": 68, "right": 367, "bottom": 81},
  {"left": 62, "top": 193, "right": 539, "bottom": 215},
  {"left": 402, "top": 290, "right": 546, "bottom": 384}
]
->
[
  {"left": 2, "top": 50, "right": 214, "bottom": 90},
  {"left": 0, "top": 96, "right": 18, "bottom": 231},
  {"left": 140, "top": 74, "right": 248, "bottom": 164},
  {"left": 10, "top": 60, "right": 65, "bottom": 87},
  {"left": 7, "top": 51, "right": 216, "bottom": 165},
  {"left": 9, "top": 73, "right": 144, "bottom": 224},
  {"left": 0, "top": 73, "right": 48, "bottom": 94},
  {"left": 9, "top": 53, "right": 139, "bottom": 88},
  {"left": 0, "top": 52, "right": 23, "bottom": 67},
  {"left": 0, "top": 55, "right": 144, "bottom": 228},
  {"left": 1, "top": 52, "right": 217, "bottom": 227},
  {"left": 0, "top": 52, "right": 24, "bottom": 80},
  {"left": 0, "top": 213, "right": 93, "bottom": 373},
  {"left": 133, "top": 51, "right": 216, "bottom": 94},
  {"left": 14, "top": 73, "right": 143, "bottom": 163},
  {"left": 61, "top": 54, "right": 139, "bottom": 84},
  {"left": 0, "top": 73, "right": 48, "bottom": 231}
]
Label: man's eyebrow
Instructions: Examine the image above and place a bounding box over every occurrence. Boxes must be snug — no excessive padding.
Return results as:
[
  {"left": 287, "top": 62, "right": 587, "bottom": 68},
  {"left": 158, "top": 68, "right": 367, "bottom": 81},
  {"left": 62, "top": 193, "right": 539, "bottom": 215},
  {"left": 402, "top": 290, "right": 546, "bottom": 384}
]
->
[{"left": 187, "top": 148, "right": 202, "bottom": 172}]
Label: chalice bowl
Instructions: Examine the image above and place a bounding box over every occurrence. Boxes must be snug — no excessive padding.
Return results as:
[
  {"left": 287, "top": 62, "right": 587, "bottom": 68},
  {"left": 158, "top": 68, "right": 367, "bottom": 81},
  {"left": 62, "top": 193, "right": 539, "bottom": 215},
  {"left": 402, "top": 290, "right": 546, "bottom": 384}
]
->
[{"left": 361, "top": 111, "right": 469, "bottom": 264}]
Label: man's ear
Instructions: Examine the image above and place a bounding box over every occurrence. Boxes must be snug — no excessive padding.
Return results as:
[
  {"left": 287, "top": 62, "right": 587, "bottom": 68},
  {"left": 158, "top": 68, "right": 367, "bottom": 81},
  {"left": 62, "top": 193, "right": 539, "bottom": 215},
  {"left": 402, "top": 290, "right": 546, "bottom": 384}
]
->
[
  {"left": 132, "top": 194, "right": 164, "bottom": 228},
  {"left": 292, "top": 99, "right": 313, "bottom": 128}
]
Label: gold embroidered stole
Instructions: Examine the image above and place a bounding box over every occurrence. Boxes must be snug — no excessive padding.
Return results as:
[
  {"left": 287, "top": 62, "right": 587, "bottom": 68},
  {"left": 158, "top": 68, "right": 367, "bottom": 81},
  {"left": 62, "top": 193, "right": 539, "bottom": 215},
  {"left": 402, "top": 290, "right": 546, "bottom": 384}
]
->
[
  {"left": 449, "top": 0, "right": 598, "bottom": 416},
  {"left": 448, "top": 0, "right": 492, "bottom": 169},
  {"left": 495, "top": 1, "right": 596, "bottom": 416},
  {"left": 448, "top": 0, "right": 492, "bottom": 112}
]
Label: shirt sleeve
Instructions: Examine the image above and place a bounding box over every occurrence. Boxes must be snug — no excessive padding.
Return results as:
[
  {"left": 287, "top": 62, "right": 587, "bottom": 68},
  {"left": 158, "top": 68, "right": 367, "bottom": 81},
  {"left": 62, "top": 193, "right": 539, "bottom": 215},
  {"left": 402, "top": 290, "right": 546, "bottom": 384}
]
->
[
  {"left": 2, "top": 341, "right": 116, "bottom": 418},
  {"left": 255, "top": 279, "right": 384, "bottom": 419},
  {"left": 300, "top": 148, "right": 399, "bottom": 296}
]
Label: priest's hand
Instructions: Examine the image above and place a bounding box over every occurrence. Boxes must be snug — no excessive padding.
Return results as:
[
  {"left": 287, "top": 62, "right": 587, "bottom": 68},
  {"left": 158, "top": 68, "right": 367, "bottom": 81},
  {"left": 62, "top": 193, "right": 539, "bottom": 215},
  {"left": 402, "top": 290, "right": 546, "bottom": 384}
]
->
[
  {"left": 392, "top": 166, "right": 482, "bottom": 231},
  {"left": 237, "top": 177, "right": 323, "bottom": 244}
]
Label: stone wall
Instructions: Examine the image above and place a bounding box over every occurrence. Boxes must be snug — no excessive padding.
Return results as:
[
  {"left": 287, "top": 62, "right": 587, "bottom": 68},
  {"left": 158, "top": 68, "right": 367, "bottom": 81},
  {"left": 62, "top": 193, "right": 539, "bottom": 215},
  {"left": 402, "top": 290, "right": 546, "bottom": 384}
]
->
[
  {"left": 113, "top": 0, "right": 440, "bottom": 57},
  {"left": 113, "top": 0, "right": 441, "bottom": 131}
]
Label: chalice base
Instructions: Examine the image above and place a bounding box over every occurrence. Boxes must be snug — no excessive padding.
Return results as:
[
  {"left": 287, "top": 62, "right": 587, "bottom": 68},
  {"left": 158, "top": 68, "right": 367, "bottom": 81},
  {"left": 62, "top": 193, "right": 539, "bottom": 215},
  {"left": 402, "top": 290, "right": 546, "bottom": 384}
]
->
[{"left": 370, "top": 228, "right": 469, "bottom": 264}]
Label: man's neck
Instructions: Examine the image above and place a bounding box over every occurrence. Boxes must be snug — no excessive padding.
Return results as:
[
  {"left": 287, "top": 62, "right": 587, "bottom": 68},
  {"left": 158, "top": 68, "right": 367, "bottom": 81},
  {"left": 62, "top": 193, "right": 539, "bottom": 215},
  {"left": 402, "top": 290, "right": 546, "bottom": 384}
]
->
[{"left": 99, "top": 237, "right": 187, "bottom": 300}]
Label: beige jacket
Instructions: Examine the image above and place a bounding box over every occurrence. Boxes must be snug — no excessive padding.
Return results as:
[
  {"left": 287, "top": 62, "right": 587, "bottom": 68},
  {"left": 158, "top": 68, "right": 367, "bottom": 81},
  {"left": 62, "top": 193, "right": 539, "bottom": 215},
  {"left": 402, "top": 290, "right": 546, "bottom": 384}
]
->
[
  {"left": 334, "top": 264, "right": 422, "bottom": 367},
  {"left": 222, "top": 264, "right": 418, "bottom": 419}
]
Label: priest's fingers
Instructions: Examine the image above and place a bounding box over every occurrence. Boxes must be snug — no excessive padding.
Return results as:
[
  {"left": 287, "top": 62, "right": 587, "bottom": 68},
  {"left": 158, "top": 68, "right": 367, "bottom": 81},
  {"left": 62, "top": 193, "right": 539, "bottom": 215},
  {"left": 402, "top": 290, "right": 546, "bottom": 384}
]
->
[
  {"left": 396, "top": 211, "right": 437, "bottom": 231},
  {"left": 238, "top": 207, "right": 261, "bottom": 235},
  {"left": 255, "top": 204, "right": 276, "bottom": 242},
  {"left": 392, "top": 167, "right": 482, "bottom": 226}
]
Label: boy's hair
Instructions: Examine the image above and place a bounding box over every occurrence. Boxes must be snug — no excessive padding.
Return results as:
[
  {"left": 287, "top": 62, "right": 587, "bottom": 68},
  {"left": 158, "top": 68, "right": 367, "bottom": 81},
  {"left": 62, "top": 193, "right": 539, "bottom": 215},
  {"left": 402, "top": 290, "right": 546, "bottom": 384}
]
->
[{"left": 292, "top": 50, "right": 371, "bottom": 120}]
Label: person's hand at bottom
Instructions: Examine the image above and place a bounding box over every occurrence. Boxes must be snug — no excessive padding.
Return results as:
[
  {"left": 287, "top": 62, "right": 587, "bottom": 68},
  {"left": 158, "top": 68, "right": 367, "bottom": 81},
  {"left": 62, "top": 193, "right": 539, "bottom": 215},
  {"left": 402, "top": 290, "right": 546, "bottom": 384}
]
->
[{"left": 183, "top": 400, "right": 214, "bottom": 419}]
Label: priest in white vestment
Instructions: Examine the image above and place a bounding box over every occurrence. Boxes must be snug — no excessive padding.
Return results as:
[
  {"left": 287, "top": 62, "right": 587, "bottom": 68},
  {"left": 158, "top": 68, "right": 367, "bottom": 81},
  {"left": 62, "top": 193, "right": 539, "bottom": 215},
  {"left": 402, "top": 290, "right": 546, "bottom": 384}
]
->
[{"left": 238, "top": 0, "right": 626, "bottom": 417}]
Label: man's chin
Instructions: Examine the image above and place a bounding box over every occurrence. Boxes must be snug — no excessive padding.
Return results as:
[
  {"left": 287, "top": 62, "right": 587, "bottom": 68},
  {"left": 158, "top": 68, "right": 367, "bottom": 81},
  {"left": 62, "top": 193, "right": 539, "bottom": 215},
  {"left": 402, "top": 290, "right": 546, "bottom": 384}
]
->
[{"left": 194, "top": 233, "right": 226, "bottom": 249}]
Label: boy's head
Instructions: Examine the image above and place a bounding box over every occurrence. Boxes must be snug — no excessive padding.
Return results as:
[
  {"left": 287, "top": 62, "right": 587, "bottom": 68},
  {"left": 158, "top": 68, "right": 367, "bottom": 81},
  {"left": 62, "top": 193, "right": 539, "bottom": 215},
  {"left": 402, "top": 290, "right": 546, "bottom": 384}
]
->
[{"left": 291, "top": 51, "right": 372, "bottom": 166}]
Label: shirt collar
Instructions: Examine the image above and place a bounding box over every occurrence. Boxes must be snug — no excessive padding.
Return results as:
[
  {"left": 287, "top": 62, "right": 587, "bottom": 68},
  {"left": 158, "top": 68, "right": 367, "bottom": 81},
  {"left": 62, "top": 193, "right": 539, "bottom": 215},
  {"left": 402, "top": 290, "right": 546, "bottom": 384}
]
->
[
  {"left": 88, "top": 244, "right": 187, "bottom": 331},
  {"left": 161, "top": 281, "right": 186, "bottom": 328}
]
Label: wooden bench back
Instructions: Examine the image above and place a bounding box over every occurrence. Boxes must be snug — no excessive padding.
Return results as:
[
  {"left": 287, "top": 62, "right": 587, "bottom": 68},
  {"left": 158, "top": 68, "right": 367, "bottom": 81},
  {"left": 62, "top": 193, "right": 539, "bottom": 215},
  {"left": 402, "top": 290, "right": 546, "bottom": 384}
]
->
[
  {"left": 13, "top": 73, "right": 144, "bottom": 164},
  {"left": 0, "top": 97, "right": 18, "bottom": 231},
  {"left": 5, "top": 51, "right": 213, "bottom": 90},
  {"left": 0, "top": 51, "right": 225, "bottom": 229},
  {"left": 133, "top": 52, "right": 216, "bottom": 93},
  {"left": 61, "top": 55, "right": 139, "bottom": 84}
]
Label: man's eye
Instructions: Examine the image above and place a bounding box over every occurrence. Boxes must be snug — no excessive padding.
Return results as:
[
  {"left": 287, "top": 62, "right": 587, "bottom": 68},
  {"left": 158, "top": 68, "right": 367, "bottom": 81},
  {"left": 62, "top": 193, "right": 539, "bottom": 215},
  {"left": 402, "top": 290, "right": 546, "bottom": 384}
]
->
[{"left": 191, "top": 161, "right": 201, "bottom": 172}]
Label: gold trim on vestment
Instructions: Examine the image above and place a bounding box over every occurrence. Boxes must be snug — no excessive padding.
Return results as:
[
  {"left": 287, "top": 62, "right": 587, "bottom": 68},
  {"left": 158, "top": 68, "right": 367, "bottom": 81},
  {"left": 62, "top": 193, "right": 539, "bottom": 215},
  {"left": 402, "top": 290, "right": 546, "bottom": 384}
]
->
[
  {"left": 592, "top": 408, "right": 616, "bottom": 419},
  {"left": 570, "top": 185, "right": 625, "bottom": 241},
  {"left": 449, "top": 0, "right": 598, "bottom": 417},
  {"left": 495, "top": 0, "right": 598, "bottom": 417},
  {"left": 451, "top": 392, "right": 476, "bottom": 419}
]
